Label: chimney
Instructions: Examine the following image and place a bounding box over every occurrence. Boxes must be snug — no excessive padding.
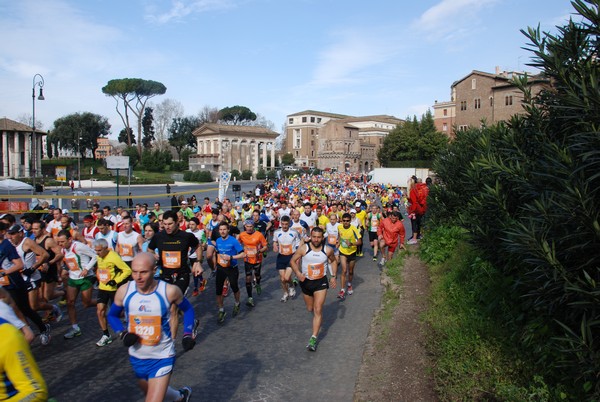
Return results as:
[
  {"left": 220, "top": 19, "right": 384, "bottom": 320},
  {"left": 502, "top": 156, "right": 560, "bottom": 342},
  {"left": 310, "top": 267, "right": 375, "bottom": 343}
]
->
[{"left": 495, "top": 66, "right": 501, "bottom": 75}]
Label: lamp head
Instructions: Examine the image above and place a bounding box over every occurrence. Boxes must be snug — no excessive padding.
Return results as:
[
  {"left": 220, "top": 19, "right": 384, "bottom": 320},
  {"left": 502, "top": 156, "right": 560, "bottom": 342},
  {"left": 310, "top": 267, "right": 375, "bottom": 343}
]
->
[{"left": 37, "top": 88, "right": 45, "bottom": 101}]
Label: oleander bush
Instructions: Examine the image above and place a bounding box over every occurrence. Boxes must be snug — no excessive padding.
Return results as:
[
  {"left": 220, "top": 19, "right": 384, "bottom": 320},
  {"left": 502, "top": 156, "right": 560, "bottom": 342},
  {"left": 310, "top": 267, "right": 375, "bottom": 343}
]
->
[{"left": 428, "top": 1, "right": 600, "bottom": 398}]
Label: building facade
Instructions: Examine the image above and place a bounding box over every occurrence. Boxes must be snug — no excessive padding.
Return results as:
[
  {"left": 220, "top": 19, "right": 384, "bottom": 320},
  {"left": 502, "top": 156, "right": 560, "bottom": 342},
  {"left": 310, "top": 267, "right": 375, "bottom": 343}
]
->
[
  {"left": 432, "top": 99, "right": 456, "bottom": 137},
  {"left": 190, "top": 123, "right": 279, "bottom": 176},
  {"left": 434, "top": 68, "right": 550, "bottom": 135},
  {"left": 0, "top": 118, "right": 43, "bottom": 179},
  {"left": 285, "top": 110, "right": 402, "bottom": 172},
  {"left": 95, "top": 137, "right": 113, "bottom": 159}
]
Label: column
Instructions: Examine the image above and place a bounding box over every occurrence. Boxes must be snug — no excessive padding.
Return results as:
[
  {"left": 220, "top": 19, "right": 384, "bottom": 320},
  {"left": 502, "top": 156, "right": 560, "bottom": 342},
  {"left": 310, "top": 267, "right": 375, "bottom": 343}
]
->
[
  {"left": 245, "top": 142, "right": 250, "bottom": 171},
  {"left": 24, "top": 133, "right": 30, "bottom": 177},
  {"left": 253, "top": 142, "right": 259, "bottom": 174},
  {"left": 2, "top": 132, "right": 8, "bottom": 177},
  {"left": 227, "top": 140, "right": 233, "bottom": 171},
  {"left": 270, "top": 143, "right": 275, "bottom": 169},
  {"left": 262, "top": 142, "right": 267, "bottom": 169},
  {"left": 13, "top": 133, "right": 19, "bottom": 177}
]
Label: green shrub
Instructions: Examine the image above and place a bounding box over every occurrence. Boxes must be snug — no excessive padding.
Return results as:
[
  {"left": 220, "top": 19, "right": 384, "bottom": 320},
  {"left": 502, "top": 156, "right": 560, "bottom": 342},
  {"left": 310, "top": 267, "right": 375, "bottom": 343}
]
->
[
  {"left": 256, "top": 168, "right": 266, "bottom": 180},
  {"left": 241, "top": 169, "right": 252, "bottom": 180},
  {"left": 183, "top": 171, "right": 193, "bottom": 181},
  {"left": 170, "top": 161, "right": 188, "bottom": 172},
  {"left": 231, "top": 169, "right": 241, "bottom": 180},
  {"left": 427, "top": 2, "right": 600, "bottom": 397}
]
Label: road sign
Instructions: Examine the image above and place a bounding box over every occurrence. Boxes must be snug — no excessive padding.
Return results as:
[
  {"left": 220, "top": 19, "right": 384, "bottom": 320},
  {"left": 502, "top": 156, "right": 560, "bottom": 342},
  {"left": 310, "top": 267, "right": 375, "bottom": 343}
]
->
[
  {"left": 105, "top": 156, "right": 129, "bottom": 169},
  {"left": 56, "top": 166, "right": 67, "bottom": 182}
]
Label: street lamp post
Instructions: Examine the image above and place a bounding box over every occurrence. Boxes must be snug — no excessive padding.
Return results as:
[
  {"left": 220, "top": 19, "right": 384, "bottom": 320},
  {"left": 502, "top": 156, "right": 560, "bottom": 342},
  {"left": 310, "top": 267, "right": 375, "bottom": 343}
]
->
[
  {"left": 77, "top": 134, "right": 82, "bottom": 189},
  {"left": 32, "top": 74, "right": 45, "bottom": 191}
]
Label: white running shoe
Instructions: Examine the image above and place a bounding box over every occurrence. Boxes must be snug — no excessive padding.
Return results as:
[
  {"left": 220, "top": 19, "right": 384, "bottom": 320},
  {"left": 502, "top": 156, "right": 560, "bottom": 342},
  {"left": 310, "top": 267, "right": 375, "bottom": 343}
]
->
[
  {"left": 96, "top": 334, "right": 113, "bottom": 347},
  {"left": 39, "top": 324, "right": 51, "bottom": 346},
  {"left": 280, "top": 293, "right": 289, "bottom": 302},
  {"left": 288, "top": 287, "right": 296, "bottom": 298}
]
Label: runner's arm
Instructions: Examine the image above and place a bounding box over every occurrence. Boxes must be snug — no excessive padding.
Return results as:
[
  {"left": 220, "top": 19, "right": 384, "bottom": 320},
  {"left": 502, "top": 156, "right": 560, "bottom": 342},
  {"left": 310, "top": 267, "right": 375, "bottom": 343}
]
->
[
  {"left": 289, "top": 246, "right": 306, "bottom": 281},
  {"left": 0, "top": 323, "right": 48, "bottom": 401},
  {"left": 46, "top": 238, "right": 64, "bottom": 265},
  {"left": 107, "top": 285, "right": 127, "bottom": 334},
  {"left": 112, "top": 256, "right": 132, "bottom": 285},
  {"left": 25, "top": 239, "right": 49, "bottom": 269}
]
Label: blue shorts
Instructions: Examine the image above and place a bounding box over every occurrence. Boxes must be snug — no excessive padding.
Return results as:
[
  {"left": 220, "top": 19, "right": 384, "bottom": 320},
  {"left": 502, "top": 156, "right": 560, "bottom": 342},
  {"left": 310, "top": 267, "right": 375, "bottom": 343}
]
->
[{"left": 129, "top": 356, "right": 175, "bottom": 380}]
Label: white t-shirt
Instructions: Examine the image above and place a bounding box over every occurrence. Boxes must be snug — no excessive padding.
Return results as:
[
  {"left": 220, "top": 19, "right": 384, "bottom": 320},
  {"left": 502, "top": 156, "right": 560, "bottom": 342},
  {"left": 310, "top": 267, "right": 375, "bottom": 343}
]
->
[{"left": 0, "top": 300, "right": 26, "bottom": 329}]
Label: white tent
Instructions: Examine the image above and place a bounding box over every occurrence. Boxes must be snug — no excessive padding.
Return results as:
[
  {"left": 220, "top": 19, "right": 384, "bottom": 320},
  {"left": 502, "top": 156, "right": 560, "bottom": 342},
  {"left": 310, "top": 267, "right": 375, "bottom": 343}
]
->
[{"left": 0, "top": 179, "right": 34, "bottom": 192}]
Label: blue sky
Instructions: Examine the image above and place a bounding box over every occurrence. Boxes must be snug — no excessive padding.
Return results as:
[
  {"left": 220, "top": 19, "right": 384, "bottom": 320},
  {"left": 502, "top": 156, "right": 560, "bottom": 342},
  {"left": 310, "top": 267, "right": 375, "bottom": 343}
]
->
[{"left": 0, "top": 0, "right": 573, "bottom": 139}]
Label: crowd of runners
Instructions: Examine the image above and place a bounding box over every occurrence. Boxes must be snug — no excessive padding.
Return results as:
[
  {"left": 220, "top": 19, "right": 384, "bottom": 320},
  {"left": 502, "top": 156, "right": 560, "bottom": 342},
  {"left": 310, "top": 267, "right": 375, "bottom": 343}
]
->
[{"left": 0, "top": 172, "right": 429, "bottom": 401}]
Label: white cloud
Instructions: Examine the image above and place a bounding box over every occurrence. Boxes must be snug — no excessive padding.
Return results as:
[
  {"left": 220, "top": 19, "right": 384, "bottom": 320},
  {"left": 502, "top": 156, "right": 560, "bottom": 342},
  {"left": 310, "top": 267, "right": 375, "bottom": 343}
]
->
[
  {"left": 144, "top": 0, "right": 236, "bottom": 24},
  {"left": 413, "top": 0, "right": 498, "bottom": 40},
  {"left": 310, "top": 28, "right": 402, "bottom": 88}
]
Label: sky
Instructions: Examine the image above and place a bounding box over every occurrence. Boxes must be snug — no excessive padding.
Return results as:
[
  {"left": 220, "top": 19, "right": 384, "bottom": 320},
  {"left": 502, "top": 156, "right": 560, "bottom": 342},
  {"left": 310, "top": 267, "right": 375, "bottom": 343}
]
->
[{"left": 0, "top": 0, "right": 575, "bottom": 139}]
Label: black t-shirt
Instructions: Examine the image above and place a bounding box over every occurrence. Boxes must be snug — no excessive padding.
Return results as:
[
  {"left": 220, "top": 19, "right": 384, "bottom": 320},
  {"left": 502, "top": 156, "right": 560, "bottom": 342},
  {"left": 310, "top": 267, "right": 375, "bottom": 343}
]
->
[
  {"left": 254, "top": 220, "right": 268, "bottom": 236},
  {"left": 148, "top": 229, "right": 199, "bottom": 273}
]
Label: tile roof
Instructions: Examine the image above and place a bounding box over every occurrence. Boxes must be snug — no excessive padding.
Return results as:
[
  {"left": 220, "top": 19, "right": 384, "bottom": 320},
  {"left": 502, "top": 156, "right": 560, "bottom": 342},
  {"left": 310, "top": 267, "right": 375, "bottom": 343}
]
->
[{"left": 0, "top": 117, "right": 43, "bottom": 133}]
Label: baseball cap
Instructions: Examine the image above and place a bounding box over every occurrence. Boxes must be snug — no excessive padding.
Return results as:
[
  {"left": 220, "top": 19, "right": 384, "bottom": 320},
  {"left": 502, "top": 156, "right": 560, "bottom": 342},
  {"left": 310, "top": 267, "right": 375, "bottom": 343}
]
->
[
  {"left": 243, "top": 219, "right": 254, "bottom": 226},
  {"left": 62, "top": 208, "right": 69, "bottom": 214},
  {"left": 7, "top": 224, "right": 24, "bottom": 234},
  {"left": 181, "top": 200, "right": 188, "bottom": 204},
  {"left": 350, "top": 209, "right": 357, "bottom": 214}
]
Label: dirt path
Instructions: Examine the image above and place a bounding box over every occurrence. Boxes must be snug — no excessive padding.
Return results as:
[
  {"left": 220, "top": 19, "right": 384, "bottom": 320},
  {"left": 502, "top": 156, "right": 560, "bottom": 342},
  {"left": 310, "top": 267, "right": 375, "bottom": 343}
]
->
[{"left": 354, "top": 253, "right": 438, "bottom": 402}]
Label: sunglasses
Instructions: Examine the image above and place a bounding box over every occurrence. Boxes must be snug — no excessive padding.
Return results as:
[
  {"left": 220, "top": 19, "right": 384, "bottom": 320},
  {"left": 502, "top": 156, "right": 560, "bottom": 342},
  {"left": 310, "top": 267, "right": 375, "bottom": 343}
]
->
[{"left": 342, "top": 219, "right": 351, "bottom": 222}]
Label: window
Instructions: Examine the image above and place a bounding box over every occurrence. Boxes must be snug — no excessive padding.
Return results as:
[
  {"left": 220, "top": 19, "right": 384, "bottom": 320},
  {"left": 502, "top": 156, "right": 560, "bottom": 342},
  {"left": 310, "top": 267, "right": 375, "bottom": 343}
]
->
[
  {"left": 310, "top": 140, "right": 314, "bottom": 146},
  {"left": 458, "top": 125, "right": 468, "bottom": 131},
  {"left": 442, "top": 123, "right": 448, "bottom": 131},
  {"left": 295, "top": 151, "right": 299, "bottom": 157},
  {"left": 288, "top": 118, "right": 293, "bottom": 124},
  {"left": 471, "top": 78, "right": 476, "bottom": 89},
  {"left": 443, "top": 109, "right": 448, "bottom": 116},
  {"left": 474, "top": 98, "right": 481, "bottom": 109},
  {"left": 311, "top": 129, "right": 314, "bottom": 135},
  {"left": 302, "top": 117, "right": 307, "bottom": 123},
  {"left": 317, "top": 118, "right": 322, "bottom": 123},
  {"left": 460, "top": 101, "right": 467, "bottom": 111},
  {"left": 310, "top": 117, "right": 315, "bottom": 123},
  {"left": 311, "top": 151, "right": 314, "bottom": 157},
  {"left": 490, "top": 96, "right": 494, "bottom": 107},
  {"left": 505, "top": 95, "right": 513, "bottom": 106}
]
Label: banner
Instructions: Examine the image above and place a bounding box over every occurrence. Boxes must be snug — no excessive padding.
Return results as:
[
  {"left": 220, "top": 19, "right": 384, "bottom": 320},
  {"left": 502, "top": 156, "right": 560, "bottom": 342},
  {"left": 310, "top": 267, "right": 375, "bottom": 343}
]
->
[
  {"left": 55, "top": 166, "right": 67, "bottom": 182},
  {"left": 218, "top": 171, "right": 231, "bottom": 201}
]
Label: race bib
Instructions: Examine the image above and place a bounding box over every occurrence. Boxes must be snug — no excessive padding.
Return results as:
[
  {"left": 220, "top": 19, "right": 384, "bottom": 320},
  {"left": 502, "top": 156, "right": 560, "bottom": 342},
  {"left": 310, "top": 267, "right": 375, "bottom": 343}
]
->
[
  {"left": 327, "top": 234, "right": 337, "bottom": 245},
  {"left": 245, "top": 247, "right": 257, "bottom": 258},
  {"left": 162, "top": 251, "right": 181, "bottom": 269},
  {"left": 97, "top": 268, "right": 110, "bottom": 284},
  {"left": 64, "top": 257, "right": 80, "bottom": 272},
  {"left": 340, "top": 238, "right": 350, "bottom": 248},
  {"left": 280, "top": 244, "right": 293, "bottom": 256},
  {"left": 119, "top": 243, "right": 134, "bottom": 257},
  {"left": 217, "top": 254, "right": 231, "bottom": 267},
  {"left": 129, "top": 315, "right": 161, "bottom": 346},
  {"left": 307, "top": 262, "right": 325, "bottom": 280}
]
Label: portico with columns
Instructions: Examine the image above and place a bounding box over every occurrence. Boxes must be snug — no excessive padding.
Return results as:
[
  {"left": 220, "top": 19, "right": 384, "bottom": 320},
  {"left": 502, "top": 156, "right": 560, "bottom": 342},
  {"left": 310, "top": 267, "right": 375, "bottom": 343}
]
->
[
  {"left": 190, "top": 123, "right": 279, "bottom": 176},
  {"left": 0, "top": 118, "right": 42, "bottom": 179}
]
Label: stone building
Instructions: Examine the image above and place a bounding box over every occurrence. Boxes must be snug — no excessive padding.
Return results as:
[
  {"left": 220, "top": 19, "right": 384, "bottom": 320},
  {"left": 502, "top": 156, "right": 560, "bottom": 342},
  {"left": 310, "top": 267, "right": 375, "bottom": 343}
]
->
[
  {"left": 285, "top": 110, "right": 401, "bottom": 172},
  {"left": 190, "top": 123, "right": 278, "bottom": 176},
  {"left": 434, "top": 68, "right": 550, "bottom": 135},
  {"left": 0, "top": 117, "right": 43, "bottom": 179}
]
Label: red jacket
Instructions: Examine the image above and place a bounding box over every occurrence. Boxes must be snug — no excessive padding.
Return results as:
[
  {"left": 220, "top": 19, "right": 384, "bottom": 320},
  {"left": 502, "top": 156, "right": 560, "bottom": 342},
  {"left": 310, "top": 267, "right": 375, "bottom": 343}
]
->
[
  {"left": 408, "top": 183, "right": 428, "bottom": 216},
  {"left": 377, "top": 217, "right": 405, "bottom": 245}
]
